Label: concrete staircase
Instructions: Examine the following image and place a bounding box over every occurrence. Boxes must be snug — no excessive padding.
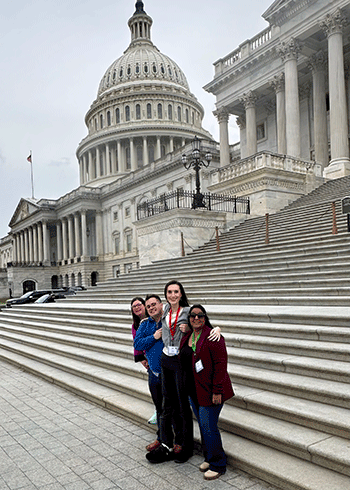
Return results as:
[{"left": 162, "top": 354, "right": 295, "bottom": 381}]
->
[{"left": 1, "top": 176, "right": 350, "bottom": 489}]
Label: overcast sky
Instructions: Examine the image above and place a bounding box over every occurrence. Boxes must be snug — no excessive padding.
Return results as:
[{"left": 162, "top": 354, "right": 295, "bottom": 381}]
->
[{"left": 0, "top": 0, "right": 272, "bottom": 238}]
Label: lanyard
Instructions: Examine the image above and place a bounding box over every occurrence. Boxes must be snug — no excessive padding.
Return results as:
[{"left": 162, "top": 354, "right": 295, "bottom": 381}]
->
[
  {"left": 191, "top": 331, "right": 201, "bottom": 353},
  {"left": 169, "top": 307, "right": 180, "bottom": 338}
]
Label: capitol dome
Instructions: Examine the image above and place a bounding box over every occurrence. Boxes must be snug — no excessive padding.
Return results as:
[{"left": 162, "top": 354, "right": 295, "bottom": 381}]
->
[
  {"left": 98, "top": 41, "right": 190, "bottom": 96},
  {"left": 77, "top": 0, "right": 213, "bottom": 186}
]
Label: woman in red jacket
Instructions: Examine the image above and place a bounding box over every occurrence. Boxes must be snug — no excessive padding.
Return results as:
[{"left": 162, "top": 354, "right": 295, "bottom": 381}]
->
[{"left": 180, "top": 304, "right": 234, "bottom": 481}]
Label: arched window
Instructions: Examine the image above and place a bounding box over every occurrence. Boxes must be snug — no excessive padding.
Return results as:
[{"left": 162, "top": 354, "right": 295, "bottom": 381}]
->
[
  {"left": 177, "top": 106, "right": 181, "bottom": 122},
  {"left": 125, "top": 105, "right": 130, "bottom": 122},
  {"left": 192, "top": 111, "right": 194, "bottom": 125},
  {"left": 100, "top": 114, "right": 103, "bottom": 128},
  {"left": 94, "top": 118, "right": 98, "bottom": 131},
  {"left": 107, "top": 111, "right": 111, "bottom": 126},
  {"left": 158, "top": 103, "right": 163, "bottom": 119},
  {"left": 168, "top": 105, "right": 173, "bottom": 120},
  {"left": 116, "top": 108, "right": 120, "bottom": 124},
  {"left": 147, "top": 103, "right": 152, "bottom": 119},
  {"left": 186, "top": 108, "right": 189, "bottom": 123},
  {"left": 136, "top": 104, "right": 141, "bottom": 120}
]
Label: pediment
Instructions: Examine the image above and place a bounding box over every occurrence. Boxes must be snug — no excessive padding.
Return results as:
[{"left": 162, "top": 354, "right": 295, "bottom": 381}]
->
[
  {"left": 263, "top": 0, "right": 288, "bottom": 20},
  {"left": 262, "top": 0, "right": 317, "bottom": 26},
  {"left": 9, "top": 198, "right": 40, "bottom": 227}
]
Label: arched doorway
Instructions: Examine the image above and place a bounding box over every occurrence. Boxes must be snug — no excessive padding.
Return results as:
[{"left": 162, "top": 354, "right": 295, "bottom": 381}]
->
[
  {"left": 91, "top": 271, "right": 98, "bottom": 286},
  {"left": 23, "top": 280, "right": 36, "bottom": 294},
  {"left": 51, "top": 275, "right": 58, "bottom": 289}
]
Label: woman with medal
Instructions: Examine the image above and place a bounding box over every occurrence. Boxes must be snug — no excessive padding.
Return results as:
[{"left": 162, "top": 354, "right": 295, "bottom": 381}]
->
[
  {"left": 146, "top": 281, "right": 221, "bottom": 465},
  {"left": 180, "top": 304, "right": 234, "bottom": 481}
]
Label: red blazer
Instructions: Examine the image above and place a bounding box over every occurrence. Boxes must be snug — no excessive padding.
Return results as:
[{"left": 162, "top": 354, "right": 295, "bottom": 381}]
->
[{"left": 180, "top": 325, "right": 234, "bottom": 406}]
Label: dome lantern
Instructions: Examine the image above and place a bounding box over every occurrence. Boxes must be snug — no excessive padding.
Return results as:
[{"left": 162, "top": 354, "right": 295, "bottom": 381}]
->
[{"left": 128, "top": 1, "right": 153, "bottom": 45}]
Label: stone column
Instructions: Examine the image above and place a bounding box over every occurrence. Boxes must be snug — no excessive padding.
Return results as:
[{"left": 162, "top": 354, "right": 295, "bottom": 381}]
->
[
  {"left": 117, "top": 141, "right": 122, "bottom": 172},
  {"left": 169, "top": 137, "right": 174, "bottom": 153},
  {"left": 12, "top": 234, "right": 17, "bottom": 264},
  {"left": 214, "top": 107, "right": 230, "bottom": 166},
  {"left": 96, "top": 147, "right": 101, "bottom": 177},
  {"left": 68, "top": 215, "right": 74, "bottom": 260},
  {"left": 15, "top": 234, "right": 21, "bottom": 263},
  {"left": 38, "top": 223, "right": 43, "bottom": 264},
  {"left": 88, "top": 150, "right": 93, "bottom": 181},
  {"left": 24, "top": 229, "right": 29, "bottom": 264},
  {"left": 82, "top": 154, "right": 87, "bottom": 184},
  {"left": 240, "top": 91, "right": 257, "bottom": 156},
  {"left": 156, "top": 136, "right": 161, "bottom": 160},
  {"left": 81, "top": 209, "right": 88, "bottom": 260},
  {"left": 270, "top": 73, "right": 286, "bottom": 154},
  {"left": 278, "top": 38, "right": 301, "bottom": 158},
  {"left": 62, "top": 218, "right": 68, "bottom": 261},
  {"left": 105, "top": 143, "right": 110, "bottom": 175},
  {"left": 130, "top": 138, "right": 137, "bottom": 171},
  {"left": 95, "top": 211, "right": 103, "bottom": 256},
  {"left": 28, "top": 227, "right": 33, "bottom": 264},
  {"left": 143, "top": 137, "right": 149, "bottom": 166},
  {"left": 74, "top": 213, "right": 81, "bottom": 259},
  {"left": 320, "top": 9, "right": 350, "bottom": 177},
  {"left": 20, "top": 232, "right": 25, "bottom": 264},
  {"left": 236, "top": 115, "right": 246, "bottom": 159},
  {"left": 33, "top": 225, "right": 38, "bottom": 264},
  {"left": 56, "top": 221, "right": 62, "bottom": 262},
  {"left": 42, "top": 221, "right": 49, "bottom": 265},
  {"left": 307, "top": 51, "right": 329, "bottom": 168}
]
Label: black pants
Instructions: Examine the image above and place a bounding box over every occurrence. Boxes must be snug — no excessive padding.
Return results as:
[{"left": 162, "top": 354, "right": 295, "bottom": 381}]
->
[{"left": 159, "top": 352, "right": 193, "bottom": 454}]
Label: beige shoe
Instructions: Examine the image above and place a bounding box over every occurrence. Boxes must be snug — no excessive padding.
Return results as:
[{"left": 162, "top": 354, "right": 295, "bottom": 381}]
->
[
  {"left": 204, "top": 469, "right": 222, "bottom": 480},
  {"left": 199, "top": 462, "right": 210, "bottom": 472}
]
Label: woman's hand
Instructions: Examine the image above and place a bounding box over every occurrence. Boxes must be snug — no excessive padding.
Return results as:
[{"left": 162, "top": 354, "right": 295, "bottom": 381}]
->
[
  {"left": 208, "top": 326, "right": 221, "bottom": 341},
  {"left": 141, "top": 360, "right": 149, "bottom": 370},
  {"left": 212, "top": 394, "right": 222, "bottom": 405},
  {"left": 179, "top": 323, "right": 190, "bottom": 333}
]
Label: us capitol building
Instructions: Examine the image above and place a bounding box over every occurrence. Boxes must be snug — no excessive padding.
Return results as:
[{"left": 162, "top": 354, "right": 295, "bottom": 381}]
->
[{"left": 1, "top": 0, "right": 350, "bottom": 297}]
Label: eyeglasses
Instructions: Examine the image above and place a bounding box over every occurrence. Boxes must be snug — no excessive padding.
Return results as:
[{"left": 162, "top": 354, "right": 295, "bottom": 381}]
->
[
  {"left": 132, "top": 303, "right": 143, "bottom": 309},
  {"left": 189, "top": 313, "right": 205, "bottom": 319},
  {"left": 146, "top": 302, "right": 159, "bottom": 309}
]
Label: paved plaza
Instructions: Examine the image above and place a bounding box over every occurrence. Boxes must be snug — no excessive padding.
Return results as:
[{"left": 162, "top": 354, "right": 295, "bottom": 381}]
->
[{"left": 0, "top": 360, "right": 281, "bottom": 490}]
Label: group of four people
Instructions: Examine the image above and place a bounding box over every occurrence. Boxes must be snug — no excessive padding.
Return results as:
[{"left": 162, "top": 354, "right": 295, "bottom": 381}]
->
[{"left": 131, "top": 280, "right": 234, "bottom": 481}]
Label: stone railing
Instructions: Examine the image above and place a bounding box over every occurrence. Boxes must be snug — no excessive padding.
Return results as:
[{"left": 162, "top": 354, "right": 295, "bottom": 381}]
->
[
  {"left": 211, "top": 151, "right": 322, "bottom": 184},
  {"left": 214, "top": 26, "right": 273, "bottom": 76}
]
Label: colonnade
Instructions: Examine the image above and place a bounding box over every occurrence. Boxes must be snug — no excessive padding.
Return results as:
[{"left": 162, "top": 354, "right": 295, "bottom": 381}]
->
[
  {"left": 79, "top": 136, "right": 186, "bottom": 184},
  {"left": 215, "top": 10, "right": 350, "bottom": 172},
  {"left": 11, "top": 210, "right": 103, "bottom": 267}
]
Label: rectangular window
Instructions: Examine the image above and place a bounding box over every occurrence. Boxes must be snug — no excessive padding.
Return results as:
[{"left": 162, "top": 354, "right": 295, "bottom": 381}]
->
[
  {"left": 113, "top": 211, "right": 118, "bottom": 221},
  {"left": 125, "top": 207, "right": 130, "bottom": 218},
  {"left": 257, "top": 122, "right": 266, "bottom": 141}
]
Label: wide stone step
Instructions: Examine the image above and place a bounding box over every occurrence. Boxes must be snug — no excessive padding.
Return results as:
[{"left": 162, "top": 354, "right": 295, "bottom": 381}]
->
[{"left": 0, "top": 348, "right": 350, "bottom": 490}]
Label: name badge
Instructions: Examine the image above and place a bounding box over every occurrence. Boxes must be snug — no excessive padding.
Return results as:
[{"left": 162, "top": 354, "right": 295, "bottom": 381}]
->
[
  {"left": 168, "top": 346, "right": 179, "bottom": 355},
  {"left": 195, "top": 360, "right": 204, "bottom": 373}
]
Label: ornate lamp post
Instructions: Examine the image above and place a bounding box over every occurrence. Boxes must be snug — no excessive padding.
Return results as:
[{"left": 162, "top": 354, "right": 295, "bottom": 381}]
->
[{"left": 182, "top": 137, "right": 212, "bottom": 209}]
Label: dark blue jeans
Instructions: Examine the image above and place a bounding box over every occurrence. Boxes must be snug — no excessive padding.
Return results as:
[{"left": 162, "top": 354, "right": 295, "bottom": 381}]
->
[
  {"left": 190, "top": 397, "right": 226, "bottom": 474},
  {"left": 148, "top": 369, "right": 162, "bottom": 440}
]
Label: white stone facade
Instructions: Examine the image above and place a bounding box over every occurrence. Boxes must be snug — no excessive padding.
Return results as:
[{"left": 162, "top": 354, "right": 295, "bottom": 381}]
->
[
  {"left": 204, "top": 0, "right": 350, "bottom": 193},
  {"left": 2, "top": 0, "right": 350, "bottom": 298}
]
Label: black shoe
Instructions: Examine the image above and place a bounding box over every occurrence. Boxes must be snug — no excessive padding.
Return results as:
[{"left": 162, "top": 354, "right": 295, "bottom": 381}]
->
[
  {"left": 174, "top": 450, "right": 192, "bottom": 464},
  {"left": 146, "top": 444, "right": 171, "bottom": 464}
]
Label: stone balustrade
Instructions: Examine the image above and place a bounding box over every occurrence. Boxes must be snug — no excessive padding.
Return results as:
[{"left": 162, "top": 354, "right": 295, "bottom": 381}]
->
[{"left": 211, "top": 151, "right": 322, "bottom": 184}]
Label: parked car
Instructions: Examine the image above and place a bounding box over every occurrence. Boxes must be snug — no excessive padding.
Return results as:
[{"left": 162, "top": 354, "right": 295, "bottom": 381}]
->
[
  {"left": 5, "top": 288, "right": 70, "bottom": 307},
  {"left": 34, "top": 293, "right": 59, "bottom": 304},
  {"left": 5, "top": 290, "right": 53, "bottom": 307}
]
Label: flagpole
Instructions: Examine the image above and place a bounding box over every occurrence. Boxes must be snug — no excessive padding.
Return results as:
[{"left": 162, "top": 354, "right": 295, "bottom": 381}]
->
[{"left": 28, "top": 151, "right": 35, "bottom": 199}]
